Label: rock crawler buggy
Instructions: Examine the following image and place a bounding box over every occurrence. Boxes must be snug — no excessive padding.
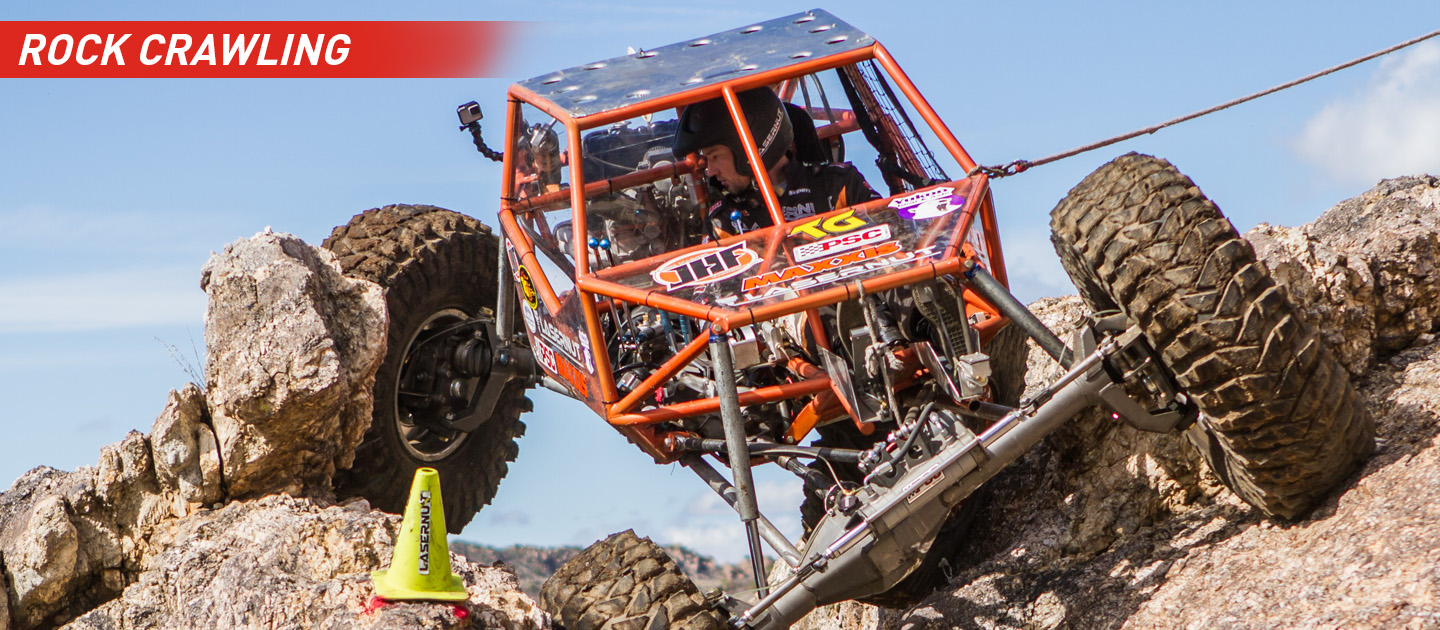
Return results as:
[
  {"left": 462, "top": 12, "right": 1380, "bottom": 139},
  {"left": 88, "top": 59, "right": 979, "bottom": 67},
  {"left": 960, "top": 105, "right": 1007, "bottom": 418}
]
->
[{"left": 323, "top": 10, "right": 1374, "bottom": 628}]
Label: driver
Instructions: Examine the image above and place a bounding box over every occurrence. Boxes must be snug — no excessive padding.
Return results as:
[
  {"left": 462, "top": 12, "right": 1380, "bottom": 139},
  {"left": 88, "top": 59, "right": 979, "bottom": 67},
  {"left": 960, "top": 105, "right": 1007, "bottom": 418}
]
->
[{"left": 673, "top": 87, "right": 878, "bottom": 234}]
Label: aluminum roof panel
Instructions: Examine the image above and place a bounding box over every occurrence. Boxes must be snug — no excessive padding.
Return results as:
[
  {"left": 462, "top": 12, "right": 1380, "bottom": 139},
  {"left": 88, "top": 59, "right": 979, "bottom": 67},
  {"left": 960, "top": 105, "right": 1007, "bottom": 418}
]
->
[{"left": 516, "top": 9, "right": 873, "bottom": 119}]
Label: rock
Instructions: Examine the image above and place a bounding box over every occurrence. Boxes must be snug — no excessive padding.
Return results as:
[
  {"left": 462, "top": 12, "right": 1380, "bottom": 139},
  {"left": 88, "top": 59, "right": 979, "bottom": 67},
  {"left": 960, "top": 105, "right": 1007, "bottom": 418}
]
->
[
  {"left": 1244, "top": 223, "right": 1377, "bottom": 377},
  {"left": 150, "top": 384, "right": 223, "bottom": 512},
  {"left": 451, "top": 541, "right": 756, "bottom": 600},
  {"left": 4, "top": 496, "right": 77, "bottom": 628},
  {"left": 0, "top": 228, "right": 544, "bottom": 630},
  {"left": 200, "top": 232, "right": 386, "bottom": 498},
  {"left": 61, "top": 495, "right": 550, "bottom": 630},
  {"left": 1310, "top": 175, "right": 1440, "bottom": 354},
  {"left": 0, "top": 461, "right": 164, "bottom": 630},
  {"left": 1117, "top": 342, "right": 1440, "bottom": 629},
  {"left": 792, "top": 601, "right": 889, "bottom": 630},
  {"left": 0, "top": 564, "right": 11, "bottom": 630},
  {"left": 1245, "top": 175, "right": 1440, "bottom": 376}
]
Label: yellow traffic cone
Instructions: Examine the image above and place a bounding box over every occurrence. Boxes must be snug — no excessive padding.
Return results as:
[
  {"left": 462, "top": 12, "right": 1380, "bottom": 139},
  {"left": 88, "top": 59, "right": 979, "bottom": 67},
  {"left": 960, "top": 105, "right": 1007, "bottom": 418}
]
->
[{"left": 371, "top": 467, "right": 469, "bottom": 601}]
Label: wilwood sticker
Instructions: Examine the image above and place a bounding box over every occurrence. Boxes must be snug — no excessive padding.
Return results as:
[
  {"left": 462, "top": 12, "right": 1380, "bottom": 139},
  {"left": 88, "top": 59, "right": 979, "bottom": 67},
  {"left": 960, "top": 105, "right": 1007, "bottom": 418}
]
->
[{"left": 651, "top": 243, "right": 761, "bottom": 291}]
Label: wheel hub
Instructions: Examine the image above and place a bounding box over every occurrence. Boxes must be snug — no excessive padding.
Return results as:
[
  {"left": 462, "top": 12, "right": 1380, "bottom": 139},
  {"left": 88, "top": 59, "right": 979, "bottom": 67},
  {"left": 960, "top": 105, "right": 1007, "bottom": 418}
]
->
[{"left": 393, "top": 309, "right": 490, "bottom": 461}]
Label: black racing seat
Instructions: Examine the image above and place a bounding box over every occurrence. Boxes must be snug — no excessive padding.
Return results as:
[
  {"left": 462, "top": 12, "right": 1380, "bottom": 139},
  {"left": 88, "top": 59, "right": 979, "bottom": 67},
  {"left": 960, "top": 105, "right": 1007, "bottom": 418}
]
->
[{"left": 784, "top": 102, "right": 831, "bottom": 166}]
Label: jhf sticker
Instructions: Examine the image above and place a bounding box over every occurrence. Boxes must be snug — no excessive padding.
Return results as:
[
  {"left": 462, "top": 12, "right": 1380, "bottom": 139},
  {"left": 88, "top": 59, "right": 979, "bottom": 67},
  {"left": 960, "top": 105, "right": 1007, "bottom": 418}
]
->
[{"left": 652, "top": 243, "right": 761, "bottom": 291}]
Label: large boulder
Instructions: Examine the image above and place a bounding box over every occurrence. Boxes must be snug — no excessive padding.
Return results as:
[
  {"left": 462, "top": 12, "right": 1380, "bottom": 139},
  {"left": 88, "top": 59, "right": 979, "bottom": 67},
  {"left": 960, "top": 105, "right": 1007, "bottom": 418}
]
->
[
  {"left": 200, "top": 231, "right": 387, "bottom": 498},
  {"left": 0, "top": 231, "right": 502, "bottom": 630},
  {"left": 1245, "top": 175, "right": 1440, "bottom": 376}
]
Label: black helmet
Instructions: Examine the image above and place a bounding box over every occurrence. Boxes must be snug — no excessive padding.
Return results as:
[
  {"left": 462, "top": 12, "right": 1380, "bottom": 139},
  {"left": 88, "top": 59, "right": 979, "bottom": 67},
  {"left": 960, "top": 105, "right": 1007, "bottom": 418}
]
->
[{"left": 673, "top": 87, "right": 793, "bottom": 178}]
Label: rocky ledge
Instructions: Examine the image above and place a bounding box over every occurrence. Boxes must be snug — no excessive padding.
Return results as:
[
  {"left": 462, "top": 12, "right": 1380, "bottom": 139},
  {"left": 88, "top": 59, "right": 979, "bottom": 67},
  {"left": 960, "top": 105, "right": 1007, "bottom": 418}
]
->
[{"left": 0, "top": 232, "right": 548, "bottom": 630}]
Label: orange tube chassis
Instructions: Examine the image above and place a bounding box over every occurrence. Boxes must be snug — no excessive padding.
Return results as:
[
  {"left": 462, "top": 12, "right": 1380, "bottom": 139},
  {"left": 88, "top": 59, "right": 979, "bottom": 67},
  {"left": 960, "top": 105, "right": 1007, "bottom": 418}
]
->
[{"left": 498, "top": 42, "right": 1014, "bottom": 464}]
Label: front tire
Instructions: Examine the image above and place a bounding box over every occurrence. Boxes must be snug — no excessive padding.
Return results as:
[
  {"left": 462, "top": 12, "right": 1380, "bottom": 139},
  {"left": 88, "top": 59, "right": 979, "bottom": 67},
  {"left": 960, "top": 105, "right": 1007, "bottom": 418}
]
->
[
  {"left": 323, "top": 204, "right": 530, "bottom": 532},
  {"left": 539, "top": 530, "right": 727, "bottom": 630},
  {"left": 1049, "top": 153, "right": 1374, "bottom": 519}
]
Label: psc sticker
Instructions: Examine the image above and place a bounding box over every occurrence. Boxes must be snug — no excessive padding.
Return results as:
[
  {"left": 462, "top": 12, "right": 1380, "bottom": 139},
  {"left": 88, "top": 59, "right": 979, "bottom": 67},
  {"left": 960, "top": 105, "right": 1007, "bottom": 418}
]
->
[
  {"left": 651, "top": 243, "right": 761, "bottom": 291},
  {"left": 892, "top": 187, "right": 965, "bottom": 221},
  {"left": 793, "top": 224, "right": 891, "bottom": 263}
]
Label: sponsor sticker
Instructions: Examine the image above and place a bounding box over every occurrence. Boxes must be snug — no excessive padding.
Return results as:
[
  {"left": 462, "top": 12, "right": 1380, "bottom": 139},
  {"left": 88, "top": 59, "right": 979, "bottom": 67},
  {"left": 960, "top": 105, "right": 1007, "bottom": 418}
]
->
[
  {"left": 892, "top": 187, "right": 963, "bottom": 221},
  {"left": 534, "top": 341, "right": 590, "bottom": 397},
  {"left": 744, "top": 241, "right": 904, "bottom": 293},
  {"left": 417, "top": 490, "right": 432, "bottom": 574},
  {"left": 793, "top": 224, "right": 891, "bottom": 263},
  {"left": 789, "top": 209, "right": 867, "bottom": 239},
  {"left": 517, "top": 265, "right": 538, "bottom": 309},
  {"left": 717, "top": 243, "right": 943, "bottom": 307},
  {"left": 651, "top": 243, "right": 761, "bottom": 291},
  {"left": 905, "top": 467, "right": 946, "bottom": 504}
]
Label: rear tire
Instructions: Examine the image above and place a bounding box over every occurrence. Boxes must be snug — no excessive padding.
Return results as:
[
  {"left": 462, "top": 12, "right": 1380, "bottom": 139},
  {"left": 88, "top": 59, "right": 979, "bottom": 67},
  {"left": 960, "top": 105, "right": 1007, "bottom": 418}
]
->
[
  {"left": 539, "top": 530, "right": 727, "bottom": 630},
  {"left": 1049, "top": 153, "right": 1374, "bottom": 519},
  {"left": 323, "top": 204, "right": 530, "bottom": 532}
]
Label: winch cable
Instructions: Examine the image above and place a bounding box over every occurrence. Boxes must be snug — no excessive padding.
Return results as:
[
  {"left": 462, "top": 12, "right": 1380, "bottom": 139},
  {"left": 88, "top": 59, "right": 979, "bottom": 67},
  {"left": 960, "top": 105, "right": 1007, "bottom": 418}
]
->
[{"left": 970, "top": 26, "right": 1440, "bottom": 179}]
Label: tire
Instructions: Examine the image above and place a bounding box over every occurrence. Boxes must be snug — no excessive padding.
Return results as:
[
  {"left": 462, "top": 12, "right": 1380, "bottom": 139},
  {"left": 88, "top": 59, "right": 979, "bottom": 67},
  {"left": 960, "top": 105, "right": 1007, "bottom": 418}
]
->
[
  {"left": 323, "top": 204, "right": 530, "bottom": 533},
  {"left": 1049, "top": 153, "right": 1374, "bottom": 519},
  {"left": 987, "top": 321, "right": 1029, "bottom": 409},
  {"left": 539, "top": 530, "right": 727, "bottom": 630}
]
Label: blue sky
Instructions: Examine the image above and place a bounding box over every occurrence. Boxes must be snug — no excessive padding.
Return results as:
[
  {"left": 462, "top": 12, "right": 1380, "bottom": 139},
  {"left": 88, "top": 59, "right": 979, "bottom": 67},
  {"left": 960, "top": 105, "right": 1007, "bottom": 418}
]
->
[{"left": 3, "top": 1, "right": 1438, "bottom": 562}]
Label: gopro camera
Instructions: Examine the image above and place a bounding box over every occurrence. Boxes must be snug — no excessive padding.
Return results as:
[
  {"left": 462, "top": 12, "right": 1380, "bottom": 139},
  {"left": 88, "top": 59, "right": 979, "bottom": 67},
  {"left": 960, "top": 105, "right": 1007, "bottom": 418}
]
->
[{"left": 457, "top": 101, "right": 484, "bottom": 126}]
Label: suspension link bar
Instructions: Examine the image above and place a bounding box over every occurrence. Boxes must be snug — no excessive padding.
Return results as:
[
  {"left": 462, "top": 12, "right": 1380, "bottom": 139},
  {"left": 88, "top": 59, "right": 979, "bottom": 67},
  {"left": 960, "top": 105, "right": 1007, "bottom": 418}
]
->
[
  {"left": 963, "top": 262, "right": 1073, "bottom": 368},
  {"left": 681, "top": 455, "right": 803, "bottom": 568},
  {"left": 710, "top": 332, "right": 771, "bottom": 597},
  {"left": 670, "top": 436, "right": 864, "bottom": 464}
]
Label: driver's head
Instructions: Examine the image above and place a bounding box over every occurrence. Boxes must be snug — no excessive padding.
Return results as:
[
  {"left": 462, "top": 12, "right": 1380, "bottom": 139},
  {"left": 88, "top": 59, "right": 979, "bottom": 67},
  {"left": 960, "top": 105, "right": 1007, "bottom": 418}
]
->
[{"left": 673, "top": 87, "right": 793, "bottom": 194}]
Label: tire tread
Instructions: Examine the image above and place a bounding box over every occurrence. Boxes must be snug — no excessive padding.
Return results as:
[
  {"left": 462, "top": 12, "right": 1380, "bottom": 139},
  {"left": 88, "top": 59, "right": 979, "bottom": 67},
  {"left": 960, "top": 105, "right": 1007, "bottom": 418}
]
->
[{"left": 1050, "top": 153, "right": 1374, "bottom": 519}]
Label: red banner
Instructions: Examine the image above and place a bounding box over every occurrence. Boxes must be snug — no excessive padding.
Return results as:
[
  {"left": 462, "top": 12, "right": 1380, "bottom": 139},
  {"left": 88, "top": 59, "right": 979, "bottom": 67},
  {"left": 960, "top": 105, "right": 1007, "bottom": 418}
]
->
[{"left": 1, "top": 21, "right": 512, "bottom": 78}]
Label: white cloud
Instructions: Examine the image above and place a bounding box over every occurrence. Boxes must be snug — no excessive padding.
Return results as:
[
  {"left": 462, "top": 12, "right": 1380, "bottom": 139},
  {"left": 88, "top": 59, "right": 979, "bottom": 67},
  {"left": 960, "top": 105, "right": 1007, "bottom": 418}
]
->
[
  {"left": 0, "top": 267, "right": 205, "bottom": 333},
  {"left": 1295, "top": 41, "right": 1440, "bottom": 184},
  {"left": 659, "top": 479, "right": 805, "bottom": 563}
]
